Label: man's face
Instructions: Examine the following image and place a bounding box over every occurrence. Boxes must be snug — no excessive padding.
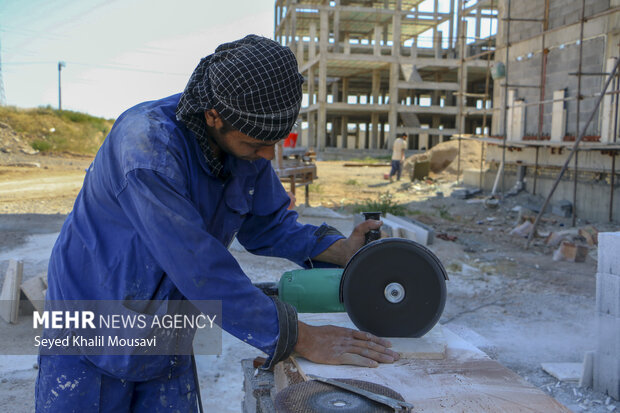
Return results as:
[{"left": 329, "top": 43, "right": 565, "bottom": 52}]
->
[{"left": 204, "top": 110, "right": 280, "bottom": 161}]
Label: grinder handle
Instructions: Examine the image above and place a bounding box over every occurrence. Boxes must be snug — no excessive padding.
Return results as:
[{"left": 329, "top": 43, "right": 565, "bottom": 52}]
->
[{"left": 362, "top": 211, "right": 381, "bottom": 244}]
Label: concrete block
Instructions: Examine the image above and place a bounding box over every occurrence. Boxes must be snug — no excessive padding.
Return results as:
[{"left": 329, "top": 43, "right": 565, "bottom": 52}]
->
[
  {"left": 594, "top": 352, "right": 620, "bottom": 400},
  {"left": 596, "top": 272, "right": 620, "bottom": 317},
  {"left": 580, "top": 350, "right": 595, "bottom": 388},
  {"left": 385, "top": 213, "right": 434, "bottom": 245},
  {"left": 0, "top": 260, "right": 24, "bottom": 324},
  {"left": 596, "top": 313, "right": 620, "bottom": 359},
  {"left": 541, "top": 362, "right": 582, "bottom": 382},
  {"left": 598, "top": 232, "right": 620, "bottom": 275}
]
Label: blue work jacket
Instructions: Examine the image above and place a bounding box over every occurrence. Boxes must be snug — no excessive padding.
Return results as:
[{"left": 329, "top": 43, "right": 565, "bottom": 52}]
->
[{"left": 45, "top": 93, "right": 343, "bottom": 380}]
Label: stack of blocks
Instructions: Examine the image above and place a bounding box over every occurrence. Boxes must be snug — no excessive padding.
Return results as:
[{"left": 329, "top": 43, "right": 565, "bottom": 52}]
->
[{"left": 595, "top": 232, "right": 620, "bottom": 400}]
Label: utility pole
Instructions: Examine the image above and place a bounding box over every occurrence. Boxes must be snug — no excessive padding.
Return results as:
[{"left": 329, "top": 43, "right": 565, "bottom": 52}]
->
[{"left": 58, "top": 61, "right": 66, "bottom": 110}]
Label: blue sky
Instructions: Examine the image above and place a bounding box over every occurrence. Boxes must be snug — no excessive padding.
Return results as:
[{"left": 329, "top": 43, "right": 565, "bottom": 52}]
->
[
  {"left": 0, "top": 0, "right": 274, "bottom": 118},
  {"left": 0, "top": 0, "right": 492, "bottom": 119}
]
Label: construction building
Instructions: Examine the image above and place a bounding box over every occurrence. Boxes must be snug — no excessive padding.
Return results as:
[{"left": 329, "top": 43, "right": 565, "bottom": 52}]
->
[
  {"left": 466, "top": 0, "right": 620, "bottom": 224},
  {"left": 274, "top": 0, "right": 620, "bottom": 223},
  {"left": 273, "top": 0, "right": 497, "bottom": 155}
]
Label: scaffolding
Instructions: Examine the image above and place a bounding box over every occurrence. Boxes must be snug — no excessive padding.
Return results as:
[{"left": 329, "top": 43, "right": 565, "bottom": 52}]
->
[
  {"left": 454, "top": 0, "right": 620, "bottom": 224},
  {"left": 274, "top": 0, "right": 497, "bottom": 154}
]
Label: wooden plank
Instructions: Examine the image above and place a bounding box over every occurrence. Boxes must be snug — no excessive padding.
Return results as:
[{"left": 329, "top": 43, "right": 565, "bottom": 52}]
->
[
  {"left": 0, "top": 260, "right": 23, "bottom": 324},
  {"left": 293, "top": 318, "right": 571, "bottom": 412}
]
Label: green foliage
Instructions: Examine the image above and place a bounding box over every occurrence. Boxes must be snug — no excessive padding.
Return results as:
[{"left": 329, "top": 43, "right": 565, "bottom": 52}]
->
[
  {"left": 308, "top": 183, "right": 323, "bottom": 193},
  {"left": 0, "top": 105, "right": 114, "bottom": 154},
  {"left": 435, "top": 205, "right": 453, "bottom": 220},
  {"left": 352, "top": 192, "right": 406, "bottom": 216},
  {"left": 31, "top": 140, "right": 52, "bottom": 152},
  {"left": 344, "top": 179, "right": 360, "bottom": 186}
]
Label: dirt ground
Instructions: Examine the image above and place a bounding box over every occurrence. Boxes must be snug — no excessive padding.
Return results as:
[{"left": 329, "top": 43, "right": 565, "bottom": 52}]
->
[{"left": 0, "top": 148, "right": 619, "bottom": 412}]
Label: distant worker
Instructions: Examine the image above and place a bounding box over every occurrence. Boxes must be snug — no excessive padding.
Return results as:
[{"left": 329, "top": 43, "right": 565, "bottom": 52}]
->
[{"left": 389, "top": 133, "right": 408, "bottom": 182}]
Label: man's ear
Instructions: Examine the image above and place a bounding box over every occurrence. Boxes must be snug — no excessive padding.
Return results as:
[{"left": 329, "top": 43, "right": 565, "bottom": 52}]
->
[{"left": 204, "top": 109, "right": 222, "bottom": 128}]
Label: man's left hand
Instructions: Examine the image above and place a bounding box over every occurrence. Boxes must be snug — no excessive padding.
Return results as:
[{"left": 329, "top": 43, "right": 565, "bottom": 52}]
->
[{"left": 312, "top": 219, "right": 382, "bottom": 267}]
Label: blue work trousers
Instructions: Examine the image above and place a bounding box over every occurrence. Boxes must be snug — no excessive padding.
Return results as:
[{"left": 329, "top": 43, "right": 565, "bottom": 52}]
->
[
  {"left": 389, "top": 160, "right": 403, "bottom": 181},
  {"left": 35, "top": 355, "right": 198, "bottom": 412}
]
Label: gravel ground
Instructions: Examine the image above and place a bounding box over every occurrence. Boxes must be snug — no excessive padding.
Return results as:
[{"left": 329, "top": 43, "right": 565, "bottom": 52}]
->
[{"left": 0, "top": 154, "right": 618, "bottom": 412}]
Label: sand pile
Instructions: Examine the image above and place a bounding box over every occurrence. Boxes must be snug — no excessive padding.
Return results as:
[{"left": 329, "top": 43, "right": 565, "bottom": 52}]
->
[{"left": 403, "top": 139, "right": 483, "bottom": 180}]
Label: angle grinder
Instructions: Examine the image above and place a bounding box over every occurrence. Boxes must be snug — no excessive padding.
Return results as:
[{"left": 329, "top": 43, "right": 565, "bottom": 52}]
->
[{"left": 257, "top": 214, "right": 448, "bottom": 338}]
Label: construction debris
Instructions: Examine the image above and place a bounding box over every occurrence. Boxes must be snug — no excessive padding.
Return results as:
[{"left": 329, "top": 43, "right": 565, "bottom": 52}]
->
[
  {"left": 553, "top": 241, "right": 588, "bottom": 262},
  {"left": 510, "top": 221, "right": 535, "bottom": 238},
  {"left": 579, "top": 225, "right": 599, "bottom": 246}
]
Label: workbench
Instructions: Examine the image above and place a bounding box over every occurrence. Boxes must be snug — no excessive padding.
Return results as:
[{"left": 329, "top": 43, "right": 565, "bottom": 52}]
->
[
  {"left": 242, "top": 313, "right": 571, "bottom": 412},
  {"left": 272, "top": 144, "right": 316, "bottom": 206}
]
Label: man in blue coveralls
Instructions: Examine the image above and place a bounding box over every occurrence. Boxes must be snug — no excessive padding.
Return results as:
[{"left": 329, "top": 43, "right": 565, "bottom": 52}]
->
[{"left": 35, "top": 35, "right": 398, "bottom": 411}]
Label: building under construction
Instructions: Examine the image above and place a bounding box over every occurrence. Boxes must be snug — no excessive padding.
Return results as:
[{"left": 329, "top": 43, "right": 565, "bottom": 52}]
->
[
  {"left": 274, "top": 0, "right": 620, "bottom": 222},
  {"left": 274, "top": 0, "right": 496, "bottom": 154}
]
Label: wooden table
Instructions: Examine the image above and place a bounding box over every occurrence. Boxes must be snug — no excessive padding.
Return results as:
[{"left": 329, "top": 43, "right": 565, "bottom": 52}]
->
[{"left": 284, "top": 313, "right": 571, "bottom": 412}]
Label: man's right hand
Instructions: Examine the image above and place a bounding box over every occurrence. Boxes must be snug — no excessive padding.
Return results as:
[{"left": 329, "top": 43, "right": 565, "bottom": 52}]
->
[{"left": 293, "top": 321, "right": 399, "bottom": 368}]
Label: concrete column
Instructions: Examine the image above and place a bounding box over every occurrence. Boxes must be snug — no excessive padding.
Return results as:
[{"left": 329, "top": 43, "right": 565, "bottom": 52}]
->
[
  {"left": 380, "top": 123, "right": 385, "bottom": 149},
  {"left": 371, "top": 69, "right": 381, "bottom": 149},
  {"left": 432, "top": 72, "right": 441, "bottom": 142},
  {"left": 308, "top": 65, "right": 315, "bottom": 106},
  {"left": 340, "top": 116, "right": 348, "bottom": 149},
  {"left": 317, "top": 9, "right": 328, "bottom": 151},
  {"left": 331, "top": 81, "right": 339, "bottom": 103},
  {"left": 308, "top": 111, "right": 316, "bottom": 148},
  {"left": 432, "top": 0, "right": 439, "bottom": 55},
  {"left": 388, "top": 66, "right": 399, "bottom": 149},
  {"left": 344, "top": 32, "right": 350, "bottom": 55},
  {"left": 365, "top": 122, "right": 370, "bottom": 149},
  {"left": 392, "top": 0, "right": 402, "bottom": 57},
  {"left": 296, "top": 37, "right": 305, "bottom": 67},
  {"left": 475, "top": 6, "right": 481, "bottom": 41},
  {"left": 309, "top": 23, "right": 317, "bottom": 61},
  {"left": 434, "top": 31, "right": 442, "bottom": 59},
  {"left": 374, "top": 25, "right": 382, "bottom": 56},
  {"left": 448, "top": 0, "right": 455, "bottom": 50},
  {"left": 342, "top": 77, "right": 349, "bottom": 103},
  {"left": 333, "top": 0, "right": 340, "bottom": 53}
]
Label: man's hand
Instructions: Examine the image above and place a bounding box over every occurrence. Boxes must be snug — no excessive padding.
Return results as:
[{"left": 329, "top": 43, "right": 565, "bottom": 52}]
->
[
  {"left": 313, "top": 219, "right": 382, "bottom": 267},
  {"left": 294, "top": 321, "right": 399, "bottom": 367}
]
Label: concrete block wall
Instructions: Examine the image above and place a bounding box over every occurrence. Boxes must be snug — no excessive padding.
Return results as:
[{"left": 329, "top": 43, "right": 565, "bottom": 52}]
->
[
  {"left": 503, "top": 0, "right": 609, "bottom": 137},
  {"left": 595, "top": 232, "right": 620, "bottom": 400},
  {"left": 507, "top": 0, "right": 610, "bottom": 43}
]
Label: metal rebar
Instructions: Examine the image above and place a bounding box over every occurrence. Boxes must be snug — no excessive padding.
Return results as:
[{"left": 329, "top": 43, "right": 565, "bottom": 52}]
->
[
  {"left": 500, "top": 0, "right": 511, "bottom": 195},
  {"left": 480, "top": 0, "right": 494, "bottom": 190},
  {"left": 611, "top": 62, "right": 619, "bottom": 222},
  {"left": 526, "top": 57, "right": 620, "bottom": 248}
]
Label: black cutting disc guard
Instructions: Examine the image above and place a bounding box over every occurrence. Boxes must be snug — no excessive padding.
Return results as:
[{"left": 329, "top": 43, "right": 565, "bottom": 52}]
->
[{"left": 339, "top": 238, "right": 448, "bottom": 338}]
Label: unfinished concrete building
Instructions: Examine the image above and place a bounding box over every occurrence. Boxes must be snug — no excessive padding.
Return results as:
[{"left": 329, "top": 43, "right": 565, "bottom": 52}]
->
[
  {"left": 460, "top": 0, "right": 620, "bottom": 223},
  {"left": 274, "top": 0, "right": 498, "bottom": 155}
]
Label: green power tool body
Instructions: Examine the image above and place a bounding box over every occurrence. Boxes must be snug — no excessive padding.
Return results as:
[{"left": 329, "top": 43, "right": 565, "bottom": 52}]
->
[{"left": 257, "top": 237, "right": 449, "bottom": 338}]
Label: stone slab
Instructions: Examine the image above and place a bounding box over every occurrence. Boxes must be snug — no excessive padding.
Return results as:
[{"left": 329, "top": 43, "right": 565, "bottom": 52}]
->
[
  {"left": 388, "top": 324, "right": 446, "bottom": 359},
  {"left": 541, "top": 362, "right": 582, "bottom": 382},
  {"left": 0, "top": 260, "right": 23, "bottom": 324},
  {"left": 298, "top": 313, "right": 446, "bottom": 359}
]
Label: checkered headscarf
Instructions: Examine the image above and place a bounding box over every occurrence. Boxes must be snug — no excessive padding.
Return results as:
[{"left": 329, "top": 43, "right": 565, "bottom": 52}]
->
[{"left": 176, "top": 35, "right": 304, "bottom": 178}]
